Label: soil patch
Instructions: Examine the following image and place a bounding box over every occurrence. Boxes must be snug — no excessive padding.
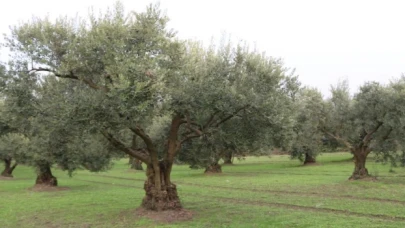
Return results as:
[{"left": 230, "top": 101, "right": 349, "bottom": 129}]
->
[
  {"left": 349, "top": 176, "right": 378, "bottom": 182},
  {"left": 303, "top": 162, "right": 321, "bottom": 166},
  {"left": 0, "top": 176, "right": 14, "bottom": 180},
  {"left": 28, "top": 185, "right": 70, "bottom": 192},
  {"left": 133, "top": 208, "right": 193, "bottom": 223},
  {"left": 204, "top": 172, "right": 223, "bottom": 175}
]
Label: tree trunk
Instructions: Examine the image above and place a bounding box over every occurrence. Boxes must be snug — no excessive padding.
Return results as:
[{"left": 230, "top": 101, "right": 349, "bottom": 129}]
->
[
  {"left": 141, "top": 161, "right": 181, "bottom": 211},
  {"left": 303, "top": 153, "right": 316, "bottom": 165},
  {"left": 129, "top": 157, "right": 143, "bottom": 170},
  {"left": 204, "top": 162, "right": 222, "bottom": 173},
  {"left": 349, "top": 147, "right": 370, "bottom": 180},
  {"left": 1, "top": 158, "right": 17, "bottom": 177},
  {"left": 35, "top": 164, "right": 57, "bottom": 186},
  {"left": 223, "top": 151, "right": 233, "bottom": 165}
]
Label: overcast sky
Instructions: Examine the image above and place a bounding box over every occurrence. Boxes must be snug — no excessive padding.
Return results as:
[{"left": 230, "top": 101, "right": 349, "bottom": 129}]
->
[{"left": 1, "top": 0, "right": 404, "bottom": 95}]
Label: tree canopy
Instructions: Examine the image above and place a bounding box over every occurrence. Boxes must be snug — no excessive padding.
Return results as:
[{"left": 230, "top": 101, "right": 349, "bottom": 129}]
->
[{"left": 3, "top": 3, "right": 299, "bottom": 210}]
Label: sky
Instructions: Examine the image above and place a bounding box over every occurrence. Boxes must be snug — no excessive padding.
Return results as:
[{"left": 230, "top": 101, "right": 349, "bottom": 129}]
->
[{"left": 0, "top": 0, "right": 404, "bottom": 95}]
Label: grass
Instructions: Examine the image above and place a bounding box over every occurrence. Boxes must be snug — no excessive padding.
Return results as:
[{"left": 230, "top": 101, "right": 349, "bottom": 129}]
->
[{"left": 2, "top": 152, "right": 405, "bottom": 227}]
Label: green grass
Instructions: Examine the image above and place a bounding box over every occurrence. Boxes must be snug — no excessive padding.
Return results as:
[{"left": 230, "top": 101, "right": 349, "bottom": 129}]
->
[{"left": 2, "top": 153, "right": 405, "bottom": 227}]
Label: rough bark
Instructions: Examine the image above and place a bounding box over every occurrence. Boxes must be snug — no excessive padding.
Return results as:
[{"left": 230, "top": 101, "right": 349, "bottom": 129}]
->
[
  {"left": 349, "top": 147, "right": 370, "bottom": 180},
  {"left": 222, "top": 151, "right": 233, "bottom": 165},
  {"left": 303, "top": 153, "right": 316, "bottom": 165},
  {"left": 136, "top": 115, "right": 184, "bottom": 211},
  {"left": 35, "top": 164, "right": 58, "bottom": 186},
  {"left": 204, "top": 162, "right": 222, "bottom": 173},
  {"left": 1, "top": 158, "right": 17, "bottom": 177},
  {"left": 129, "top": 157, "right": 144, "bottom": 170},
  {"left": 141, "top": 162, "right": 181, "bottom": 211}
]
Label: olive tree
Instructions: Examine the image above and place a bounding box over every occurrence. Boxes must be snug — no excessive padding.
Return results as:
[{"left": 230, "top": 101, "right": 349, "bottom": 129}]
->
[
  {"left": 0, "top": 62, "right": 118, "bottom": 186},
  {"left": 323, "top": 79, "right": 405, "bottom": 179},
  {"left": 5, "top": 3, "right": 296, "bottom": 210}
]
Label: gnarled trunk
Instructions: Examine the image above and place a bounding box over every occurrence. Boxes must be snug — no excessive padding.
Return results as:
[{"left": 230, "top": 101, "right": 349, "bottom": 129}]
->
[
  {"left": 349, "top": 147, "right": 370, "bottom": 180},
  {"left": 303, "top": 153, "right": 316, "bottom": 165},
  {"left": 205, "top": 162, "right": 222, "bottom": 173},
  {"left": 129, "top": 157, "right": 143, "bottom": 170},
  {"left": 222, "top": 151, "right": 233, "bottom": 165},
  {"left": 35, "top": 164, "right": 57, "bottom": 186},
  {"left": 142, "top": 161, "right": 181, "bottom": 211},
  {"left": 1, "top": 158, "right": 17, "bottom": 177}
]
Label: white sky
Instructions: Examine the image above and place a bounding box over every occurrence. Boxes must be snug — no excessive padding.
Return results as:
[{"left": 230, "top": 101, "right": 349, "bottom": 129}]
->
[{"left": 1, "top": 0, "right": 404, "bottom": 95}]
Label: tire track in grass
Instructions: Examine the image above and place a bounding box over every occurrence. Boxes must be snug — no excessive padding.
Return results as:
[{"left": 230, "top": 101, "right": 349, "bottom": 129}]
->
[
  {"left": 74, "top": 178, "right": 405, "bottom": 222},
  {"left": 76, "top": 174, "right": 405, "bottom": 205},
  {"left": 196, "top": 195, "right": 405, "bottom": 222}
]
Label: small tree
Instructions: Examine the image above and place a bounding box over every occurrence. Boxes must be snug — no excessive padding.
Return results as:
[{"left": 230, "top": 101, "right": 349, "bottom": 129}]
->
[
  {"left": 0, "top": 131, "right": 27, "bottom": 177},
  {"left": 290, "top": 87, "right": 326, "bottom": 165}
]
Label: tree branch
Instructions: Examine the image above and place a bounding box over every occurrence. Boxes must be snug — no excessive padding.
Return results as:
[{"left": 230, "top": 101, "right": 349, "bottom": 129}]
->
[
  {"left": 101, "top": 130, "right": 151, "bottom": 164},
  {"left": 214, "top": 105, "right": 249, "bottom": 128},
  {"left": 382, "top": 127, "right": 393, "bottom": 141},
  {"left": 203, "top": 110, "right": 220, "bottom": 129},
  {"left": 360, "top": 121, "right": 383, "bottom": 147},
  {"left": 30, "top": 67, "right": 78, "bottom": 79},
  {"left": 10, "top": 162, "right": 18, "bottom": 172},
  {"left": 129, "top": 126, "right": 156, "bottom": 158},
  {"left": 165, "top": 114, "right": 183, "bottom": 163},
  {"left": 322, "top": 130, "right": 353, "bottom": 151},
  {"left": 180, "top": 133, "right": 201, "bottom": 145},
  {"left": 29, "top": 68, "right": 109, "bottom": 92}
]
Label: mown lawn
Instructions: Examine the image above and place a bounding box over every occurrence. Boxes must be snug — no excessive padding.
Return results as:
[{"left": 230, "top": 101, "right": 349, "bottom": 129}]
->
[{"left": 2, "top": 153, "right": 405, "bottom": 227}]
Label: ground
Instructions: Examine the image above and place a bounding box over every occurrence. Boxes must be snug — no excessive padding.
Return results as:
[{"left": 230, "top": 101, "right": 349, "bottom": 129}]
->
[{"left": 2, "top": 153, "right": 405, "bottom": 227}]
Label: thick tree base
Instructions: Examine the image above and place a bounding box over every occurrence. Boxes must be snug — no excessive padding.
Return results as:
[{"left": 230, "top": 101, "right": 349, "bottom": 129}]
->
[
  {"left": 35, "top": 177, "right": 58, "bottom": 186},
  {"left": 348, "top": 167, "right": 376, "bottom": 180},
  {"left": 1, "top": 159, "right": 17, "bottom": 178},
  {"left": 303, "top": 160, "right": 316, "bottom": 165},
  {"left": 349, "top": 172, "right": 376, "bottom": 181},
  {"left": 204, "top": 164, "right": 222, "bottom": 174},
  {"left": 142, "top": 182, "right": 182, "bottom": 211},
  {"left": 35, "top": 164, "right": 58, "bottom": 186},
  {"left": 1, "top": 171, "right": 13, "bottom": 178},
  {"left": 303, "top": 153, "right": 316, "bottom": 165}
]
